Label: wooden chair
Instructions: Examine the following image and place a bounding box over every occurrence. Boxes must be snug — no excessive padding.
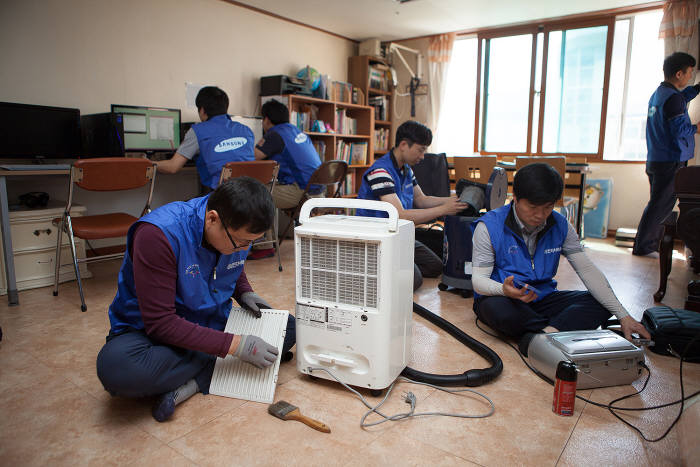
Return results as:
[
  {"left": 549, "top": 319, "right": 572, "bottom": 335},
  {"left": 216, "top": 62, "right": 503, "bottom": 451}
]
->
[
  {"left": 53, "top": 157, "right": 157, "bottom": 311},
  {"left": 279, "top": 160, "right": 348, "bottom": 245},
  {"left": 219, "top": 160, "right": 282, "bottom": 272},
  {"left": 655, "top": 166, "right": 700, "bottom": 310},
  {"left": 453, "top": 155, "right": 498, "bottom": 184}
]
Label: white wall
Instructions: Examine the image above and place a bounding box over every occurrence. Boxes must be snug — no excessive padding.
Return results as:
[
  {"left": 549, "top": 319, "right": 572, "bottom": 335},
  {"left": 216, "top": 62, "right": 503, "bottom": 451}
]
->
[{"left": 0, "top": 0, "right": 355, "bottom": 244}]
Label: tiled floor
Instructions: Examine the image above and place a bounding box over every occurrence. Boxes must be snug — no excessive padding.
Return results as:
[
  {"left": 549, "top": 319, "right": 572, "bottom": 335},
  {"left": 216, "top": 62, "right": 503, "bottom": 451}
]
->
[{"left": 0, "top": 238, "right": 698, "bottom": 466}]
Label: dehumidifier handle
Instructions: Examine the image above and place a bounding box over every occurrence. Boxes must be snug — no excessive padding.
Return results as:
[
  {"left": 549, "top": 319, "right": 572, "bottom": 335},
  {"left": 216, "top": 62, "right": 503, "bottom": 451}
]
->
[{"left": 298, "top": 198, "right": 399, "bottom": 232}]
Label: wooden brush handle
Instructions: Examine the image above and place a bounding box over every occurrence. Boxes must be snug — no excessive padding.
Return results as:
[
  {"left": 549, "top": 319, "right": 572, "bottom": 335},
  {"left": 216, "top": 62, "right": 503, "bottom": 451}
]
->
[{"left": 288, "top": 412, "right": 331, "bottom": 433}]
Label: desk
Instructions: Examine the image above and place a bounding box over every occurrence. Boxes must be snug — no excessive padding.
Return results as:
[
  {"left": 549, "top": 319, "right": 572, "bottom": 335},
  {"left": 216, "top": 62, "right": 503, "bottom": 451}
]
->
[{"left": 0, "top": 167, "right": 70, "bottom": 305}]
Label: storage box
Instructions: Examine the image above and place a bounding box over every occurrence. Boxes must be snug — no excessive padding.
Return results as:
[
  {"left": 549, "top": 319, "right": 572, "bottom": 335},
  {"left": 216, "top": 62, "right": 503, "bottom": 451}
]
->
[{"left": 615, "top": 227, "right": 636, "bottom": 247}]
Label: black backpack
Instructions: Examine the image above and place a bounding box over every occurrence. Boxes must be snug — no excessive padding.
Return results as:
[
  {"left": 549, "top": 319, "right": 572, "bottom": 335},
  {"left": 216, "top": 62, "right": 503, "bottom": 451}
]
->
[{"left": 642, "top": 306, "right": 700, "bottom": 361}]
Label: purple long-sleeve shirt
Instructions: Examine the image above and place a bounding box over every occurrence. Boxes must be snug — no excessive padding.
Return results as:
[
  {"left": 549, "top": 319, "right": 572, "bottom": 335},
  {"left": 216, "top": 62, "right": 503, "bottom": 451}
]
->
[{"left": 131, "top": 222, "right": 253, "bottom": 358}]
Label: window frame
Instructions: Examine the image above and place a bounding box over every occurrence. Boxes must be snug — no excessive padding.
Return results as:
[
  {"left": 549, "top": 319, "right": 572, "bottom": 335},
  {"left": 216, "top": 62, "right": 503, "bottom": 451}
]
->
[{"left": 469, "top": 9, "right": 663, "bottom": 162}]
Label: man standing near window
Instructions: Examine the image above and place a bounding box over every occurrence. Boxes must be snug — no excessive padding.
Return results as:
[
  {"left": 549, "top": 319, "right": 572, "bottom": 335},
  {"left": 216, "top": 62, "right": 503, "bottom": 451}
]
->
[{"left": 634, "top": 52, "right": 699, "bottom": 256}]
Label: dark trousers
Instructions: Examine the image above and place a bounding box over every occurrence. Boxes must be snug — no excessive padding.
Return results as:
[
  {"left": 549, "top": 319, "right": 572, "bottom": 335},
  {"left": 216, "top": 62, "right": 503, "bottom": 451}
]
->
[
  {"left": 414, "top": 240, "right": 442, "bottom": 291},
  {"left": 96, "top": 315, "right": 296, "bottom": 398},
  {"left": 473, "top": 291, "right": 611, "bottom": 339},
  {"left": 633, "top": 160, "right": 687, "bottom": 255}
]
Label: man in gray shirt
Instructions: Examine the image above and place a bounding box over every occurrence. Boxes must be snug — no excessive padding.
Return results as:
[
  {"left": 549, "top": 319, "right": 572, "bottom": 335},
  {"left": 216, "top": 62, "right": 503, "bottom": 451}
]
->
[{"left": 471, "top": 163, "right": 650, "bottom": 352}]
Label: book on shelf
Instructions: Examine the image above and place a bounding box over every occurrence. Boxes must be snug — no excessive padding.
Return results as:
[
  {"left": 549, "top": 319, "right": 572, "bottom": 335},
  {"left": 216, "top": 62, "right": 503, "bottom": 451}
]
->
[
  {"left": 330, "top": 81, "right": 353, "bottom": 103},
  {"left": 342, "top": 172, "right": 357, "bottom": 196},
  {"left": 368, "top": 96, "right": 388, "bottom": 121},
  {"left": 335, "top": 140, "right": 368, "bottom": 165},
  {"left": 312, "top": 140, "right": 326, "bottom": 160},
  {"left": 374, "top": 128, "right": 390, "bottom": 153},
  {"left": 368, "top": 64, "right": 391, "bottom": 91},
  {"left": 290, "top": 104, "right": 319, "bottom": 132},
  {"left": 334, "top": 109, "right": 357, "bottom": 135}
]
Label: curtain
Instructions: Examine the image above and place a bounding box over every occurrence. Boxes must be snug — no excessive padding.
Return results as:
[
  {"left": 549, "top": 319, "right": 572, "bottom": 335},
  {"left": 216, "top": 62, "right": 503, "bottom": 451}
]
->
[
  {"left": 660, "top": 0, "right": 700, "bottom": 166},
  {"left": 660, "top": 0, "right": 699, "bottom": 57},
  {"left": 427, "top": 32, "right": 456, "bottom": 152}
]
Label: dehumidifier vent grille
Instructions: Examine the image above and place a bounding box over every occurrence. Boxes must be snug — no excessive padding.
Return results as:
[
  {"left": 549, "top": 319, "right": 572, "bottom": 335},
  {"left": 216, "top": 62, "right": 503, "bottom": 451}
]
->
[{"left": 299, "top": 236, "right": 378, "bottom": 309}]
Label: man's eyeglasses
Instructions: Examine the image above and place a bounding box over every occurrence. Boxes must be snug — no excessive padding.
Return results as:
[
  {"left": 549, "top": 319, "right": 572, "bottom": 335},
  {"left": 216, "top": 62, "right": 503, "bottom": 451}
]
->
[{"left": 220, "top": 216, "right": 253, "bottom": 250}]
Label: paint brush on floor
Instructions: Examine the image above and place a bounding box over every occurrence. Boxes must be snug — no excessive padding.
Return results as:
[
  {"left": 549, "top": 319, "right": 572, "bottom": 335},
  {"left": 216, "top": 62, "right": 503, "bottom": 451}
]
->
[{"left": 268, "top": 400, "right": 331, "bottom": 433}]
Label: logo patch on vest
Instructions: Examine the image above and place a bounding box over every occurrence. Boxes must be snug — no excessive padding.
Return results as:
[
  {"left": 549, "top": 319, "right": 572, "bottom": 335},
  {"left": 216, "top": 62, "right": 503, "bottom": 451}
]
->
[
  {"left": 227, "top": 259, "right": 245, "bottom": 270},
  {"left": 507, "top": 245, "right": 519, "bottom": 254},
  {"left": 648, "top": 106, "right": 657, "bottom": 118},
  {"left": 214, "top": 137, "right": 247, "bottom": 152},
  {"left": 185, "top": 264, "right": 201, "bottom": 277},
  {"left": 544, "top": 247, "right": 561, "bottom": 254},
  {"left": 294, "top": 133, "right": 308, "bottom": 144}
]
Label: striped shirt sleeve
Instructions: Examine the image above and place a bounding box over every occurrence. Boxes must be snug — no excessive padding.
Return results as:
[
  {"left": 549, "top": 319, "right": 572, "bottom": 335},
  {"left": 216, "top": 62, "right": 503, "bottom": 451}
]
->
[{"left": 365, "top": 168, "right": 397, "bottom": 197}]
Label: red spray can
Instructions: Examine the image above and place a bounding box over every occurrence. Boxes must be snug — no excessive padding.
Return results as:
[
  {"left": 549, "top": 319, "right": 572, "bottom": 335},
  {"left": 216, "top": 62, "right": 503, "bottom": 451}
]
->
[{"left": 552, "top": 360, "right": 577, "bottom": 416}]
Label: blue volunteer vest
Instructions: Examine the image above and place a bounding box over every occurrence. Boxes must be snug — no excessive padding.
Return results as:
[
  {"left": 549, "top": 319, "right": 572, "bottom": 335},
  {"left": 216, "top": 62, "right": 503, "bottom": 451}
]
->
[
  {"left": 471, "top": 204, "right": 568, "bottom": 301},
  {"left": 192, "top": 115, "right": 255, "bottom": 188},
  {"left": 356, "top": 152, "right": 414, "bottom": 218},
  {"left": 268, "top": 123, "right": 321, "bottom": 187},
  {"left": 647, "top": 83, "right": 698, "bottom": 163},
  {"left": 108, "top": 195, "right": 249, "bottom": 334}
]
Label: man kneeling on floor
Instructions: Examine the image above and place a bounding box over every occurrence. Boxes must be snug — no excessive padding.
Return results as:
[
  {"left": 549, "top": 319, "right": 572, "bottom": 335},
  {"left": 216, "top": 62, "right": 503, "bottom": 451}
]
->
[
  {"left": 471, "top": 163, "right": 650, "bottom": 353},
  {"left": 96, "top": 177, "right": 295, "bottom": 422}
]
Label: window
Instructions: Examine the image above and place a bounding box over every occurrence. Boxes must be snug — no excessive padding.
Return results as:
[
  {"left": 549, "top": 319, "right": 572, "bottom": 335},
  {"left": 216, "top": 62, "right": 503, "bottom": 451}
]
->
[
  {"left": 603, "top": 10, "right": 665, "bottom": 161},
  {"left": 476, "top": 20, "right": 612, "bottom": 156},
  {"left": 436, "top": 37, "right": 478, "bottom": 155},
  {"left": 481, "top": 34, "right": 533, "bottom": 153},
  {"left": 542, "top": 25, "right": 608, "bottom": 154},
  {"left": 438, "top": 7, "right": 663, "bottom": 160}
]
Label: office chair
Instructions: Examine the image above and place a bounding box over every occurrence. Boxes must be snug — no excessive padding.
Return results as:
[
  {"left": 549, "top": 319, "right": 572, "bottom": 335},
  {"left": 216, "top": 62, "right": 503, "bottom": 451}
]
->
[
  {"left": 279, "top": 160, "right": 348, "bottom": 245},
  {"left": 53, "top": 157, "right": 157, "bottom": 311},
  {"left": 412, "top": 152, "right": 450, "bottom": 197},
  {"left": 218, "top": 160, "right": 282, "bottom": 272}
]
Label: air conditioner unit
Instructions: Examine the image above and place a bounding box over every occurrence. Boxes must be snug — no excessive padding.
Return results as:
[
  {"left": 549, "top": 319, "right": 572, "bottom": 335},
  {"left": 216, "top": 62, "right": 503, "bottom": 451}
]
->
[{"left": 294, "top": 198, "right": 414, "bottom": 391}]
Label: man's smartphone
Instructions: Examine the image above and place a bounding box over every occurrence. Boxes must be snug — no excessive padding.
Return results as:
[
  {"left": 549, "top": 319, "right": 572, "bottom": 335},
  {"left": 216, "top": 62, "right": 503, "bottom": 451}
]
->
[{"left": 513, "top": 279, "right": 542, "bottom": 296}]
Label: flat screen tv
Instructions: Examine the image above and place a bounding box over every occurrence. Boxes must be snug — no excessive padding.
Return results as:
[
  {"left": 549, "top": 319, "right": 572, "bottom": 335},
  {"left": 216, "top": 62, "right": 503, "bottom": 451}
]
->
[{"left": 0, "top": 101, "right": 82, "bottom": 159}]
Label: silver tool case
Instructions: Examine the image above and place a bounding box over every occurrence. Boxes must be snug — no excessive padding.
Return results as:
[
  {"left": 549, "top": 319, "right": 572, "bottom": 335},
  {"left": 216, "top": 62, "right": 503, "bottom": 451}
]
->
[{"left": 527, "top": 329, "right": 645, "bottom": 389}]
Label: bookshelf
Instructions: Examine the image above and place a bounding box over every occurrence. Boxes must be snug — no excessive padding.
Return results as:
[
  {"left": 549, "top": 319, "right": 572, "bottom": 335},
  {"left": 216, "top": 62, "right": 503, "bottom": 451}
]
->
[
  {"left": 348, "top": 55, "right": 394, "bottom": 164},
  {"left": 262, "top": 94, "right": 374, "bottom": 196}
]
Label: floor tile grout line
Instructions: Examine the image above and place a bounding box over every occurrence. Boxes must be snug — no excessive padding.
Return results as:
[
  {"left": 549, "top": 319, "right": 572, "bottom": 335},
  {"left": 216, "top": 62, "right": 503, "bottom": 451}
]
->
[
  {"left": 162, "top": 399, "right": 253, "bottom": 446},
  {"left": 554, "top": 397, "right": 589, "bottom": 466}
]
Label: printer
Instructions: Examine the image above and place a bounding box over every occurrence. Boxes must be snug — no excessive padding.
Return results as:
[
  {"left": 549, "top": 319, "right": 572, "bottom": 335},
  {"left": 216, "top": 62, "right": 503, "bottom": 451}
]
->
[{"left": 260, "top": 75, "right": 311, "bottom": 96}]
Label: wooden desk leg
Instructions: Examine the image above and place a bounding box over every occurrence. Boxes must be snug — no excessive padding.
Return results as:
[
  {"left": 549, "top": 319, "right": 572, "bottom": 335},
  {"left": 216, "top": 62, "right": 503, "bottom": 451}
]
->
[
  {"left": 654, "top": 225, "right": 674, "bottom": 302},
  {"left": 576, "top": 172, "right": 586, "bottom": 237},
  {"left": 0, "top": 176, "right": 19, "bottom": 305}
]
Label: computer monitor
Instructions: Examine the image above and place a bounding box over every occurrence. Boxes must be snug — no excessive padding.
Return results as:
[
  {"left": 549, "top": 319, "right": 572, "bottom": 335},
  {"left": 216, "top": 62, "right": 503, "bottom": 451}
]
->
[
  {"left": 0, "top": 101, "right": 81, "bottom": 159},
  {"left": 111, "top": 104, "right": 181, "bottom": 152}
]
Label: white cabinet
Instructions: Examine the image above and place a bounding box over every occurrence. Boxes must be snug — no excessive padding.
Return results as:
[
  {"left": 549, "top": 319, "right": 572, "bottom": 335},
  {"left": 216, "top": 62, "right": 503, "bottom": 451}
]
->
[{"left": 0, "top": 201, "right": 91, "bottom": 295}]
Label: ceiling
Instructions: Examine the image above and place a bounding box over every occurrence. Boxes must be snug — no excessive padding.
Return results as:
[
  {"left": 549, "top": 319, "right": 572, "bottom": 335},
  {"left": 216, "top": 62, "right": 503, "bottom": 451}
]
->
[{"left": 232, "top": 0, "right": 650, "bottom": 42}]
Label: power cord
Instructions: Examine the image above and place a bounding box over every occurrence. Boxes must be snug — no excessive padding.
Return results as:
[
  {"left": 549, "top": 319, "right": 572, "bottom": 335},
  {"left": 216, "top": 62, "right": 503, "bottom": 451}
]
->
[
  {"left": 306, "top": 366, "right": 495, "bottom": 429},
  {"left": 474, "top": 318, "right": 700, "bottom": 442}
]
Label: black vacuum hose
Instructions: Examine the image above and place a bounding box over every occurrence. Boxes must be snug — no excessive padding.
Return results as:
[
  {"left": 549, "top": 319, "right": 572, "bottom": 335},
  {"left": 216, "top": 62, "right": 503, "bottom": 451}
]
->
[{"left": 400, "top": 302, "right": 503, "bottom": 387}]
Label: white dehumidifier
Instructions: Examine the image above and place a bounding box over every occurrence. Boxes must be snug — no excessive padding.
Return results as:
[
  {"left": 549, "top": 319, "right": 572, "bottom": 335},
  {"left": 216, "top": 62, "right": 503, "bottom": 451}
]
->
[{"left": 294, "top": 198, "right": 415, "bottom": 392}]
